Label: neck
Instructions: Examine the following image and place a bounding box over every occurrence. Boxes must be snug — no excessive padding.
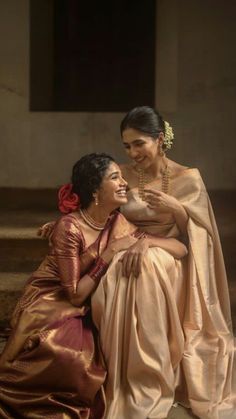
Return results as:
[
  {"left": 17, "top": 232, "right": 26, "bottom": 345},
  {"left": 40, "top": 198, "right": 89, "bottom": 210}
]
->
[
  {"left": 137, "top": 157, "right": 170, "bottom": 199},
  {"left": 84, "top": 204, "right": 111, "bottom": 224},
  {"left": 79, "top": 205, "right": 111, "bottom": 231},
  {"left": 140, "top": 157, "right": 168, "bottom": 178}
]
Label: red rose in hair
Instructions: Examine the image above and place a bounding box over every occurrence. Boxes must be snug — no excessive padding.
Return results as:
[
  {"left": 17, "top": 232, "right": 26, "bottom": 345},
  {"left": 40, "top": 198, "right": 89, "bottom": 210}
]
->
[{"left": 58, "top": 183, "right": 79, "bottom": 214}]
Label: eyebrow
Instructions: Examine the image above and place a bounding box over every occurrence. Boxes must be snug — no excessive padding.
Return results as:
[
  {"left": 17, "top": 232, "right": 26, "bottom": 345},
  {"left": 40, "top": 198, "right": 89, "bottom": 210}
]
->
[
  {"left": 123, "top": 139, "right": 146, "bottom": 145},
  {"left": 107, "top": 171, "right": 121, "bottom": 178}
]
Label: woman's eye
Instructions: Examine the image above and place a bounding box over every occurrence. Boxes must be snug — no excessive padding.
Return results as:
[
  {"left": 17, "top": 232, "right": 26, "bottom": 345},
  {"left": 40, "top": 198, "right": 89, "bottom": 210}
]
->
[{"left": 123, "top": 142, "right": 145, "bottom": 149}]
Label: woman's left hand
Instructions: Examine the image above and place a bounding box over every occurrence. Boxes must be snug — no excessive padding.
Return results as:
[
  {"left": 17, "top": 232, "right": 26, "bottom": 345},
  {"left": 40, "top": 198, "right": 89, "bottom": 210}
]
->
[
  {"left": 119, "top": 237, "right": 149, "bottom": 278},
  {"left": 144, "top": 188, "right": 180, "bottom": 213}
]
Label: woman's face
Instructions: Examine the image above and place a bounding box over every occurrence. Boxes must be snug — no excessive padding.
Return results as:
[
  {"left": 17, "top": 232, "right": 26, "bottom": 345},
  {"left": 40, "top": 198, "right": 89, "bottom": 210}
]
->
[
  {"left": 97, "top": 162, "right": 128, "bottom": 208},
  {"left": 122, "top": 128, "right": 160, "bottom": 169}
]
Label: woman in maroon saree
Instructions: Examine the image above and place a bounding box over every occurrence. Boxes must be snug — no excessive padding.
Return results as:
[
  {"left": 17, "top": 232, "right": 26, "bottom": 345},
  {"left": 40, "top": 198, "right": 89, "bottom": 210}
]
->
[{"left": 0, "top": 153, "right": 186, "bottom": 418}]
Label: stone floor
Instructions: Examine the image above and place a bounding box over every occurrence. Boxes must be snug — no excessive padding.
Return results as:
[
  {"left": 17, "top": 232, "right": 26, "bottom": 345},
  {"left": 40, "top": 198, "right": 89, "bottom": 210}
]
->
[{"left": 0, "top": 188, "right": 235, "bottom": 419}]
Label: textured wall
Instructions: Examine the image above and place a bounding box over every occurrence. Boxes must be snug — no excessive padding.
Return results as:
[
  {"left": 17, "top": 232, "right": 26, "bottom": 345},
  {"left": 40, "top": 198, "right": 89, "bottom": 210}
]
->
[
  {"left": 155, "top": 0, "right": 236, "bottom": 189},
  {"left": 0, "top": 1, "right": 126, "bottom": 188},
  {"left": 0, "top": 1, "right": 236, "bottom": 189}
]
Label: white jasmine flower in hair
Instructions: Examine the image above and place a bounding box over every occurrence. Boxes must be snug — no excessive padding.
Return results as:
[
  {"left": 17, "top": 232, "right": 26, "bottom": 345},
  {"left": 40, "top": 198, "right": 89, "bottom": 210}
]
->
[{"left": 164, "top": 121, "right": 174, "bottom": 149}]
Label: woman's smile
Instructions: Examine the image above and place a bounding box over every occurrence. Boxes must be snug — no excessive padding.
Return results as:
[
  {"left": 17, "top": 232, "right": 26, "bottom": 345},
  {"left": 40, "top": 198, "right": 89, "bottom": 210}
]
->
[{"left": 122, "top": 128, "right": 159, "bottom": 169}]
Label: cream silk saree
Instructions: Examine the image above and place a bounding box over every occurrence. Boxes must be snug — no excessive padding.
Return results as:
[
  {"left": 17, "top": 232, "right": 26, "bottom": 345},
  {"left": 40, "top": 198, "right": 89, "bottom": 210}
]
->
[{"left": 92, "top": 168, "right": 235, "bottom": 419}]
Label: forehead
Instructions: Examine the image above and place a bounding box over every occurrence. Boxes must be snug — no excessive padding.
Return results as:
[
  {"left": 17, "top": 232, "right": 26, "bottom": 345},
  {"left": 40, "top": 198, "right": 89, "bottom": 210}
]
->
[
  {"left": 104, "top": 162, "right": 121, "bottom": 176},
  {"left": 122, "top": 128, "right": 152, "bottom": 143}
]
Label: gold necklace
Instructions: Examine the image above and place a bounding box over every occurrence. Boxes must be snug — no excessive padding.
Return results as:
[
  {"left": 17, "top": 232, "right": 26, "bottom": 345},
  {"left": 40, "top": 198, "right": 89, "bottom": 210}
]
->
[
  {"left": 79, "top": 209, "right": 105, "bottom": 231},
  {"left": 137, "top": 165, "right": 170, "bottom": 200},
  {"left": 161, "top": 165, "right": 171, "bottom": 194}
]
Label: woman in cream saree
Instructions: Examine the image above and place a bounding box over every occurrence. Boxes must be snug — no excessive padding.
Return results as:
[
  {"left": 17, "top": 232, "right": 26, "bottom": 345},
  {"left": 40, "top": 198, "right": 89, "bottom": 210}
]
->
[{"left": 92, "top": 108, "right": 235, "bottom": 419}]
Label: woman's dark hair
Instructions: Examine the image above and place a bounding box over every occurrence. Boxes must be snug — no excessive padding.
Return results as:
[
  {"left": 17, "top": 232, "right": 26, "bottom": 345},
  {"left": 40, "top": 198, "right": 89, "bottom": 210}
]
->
[
  {"left": 71, "top": 153, "right": 115, "bottom": 209},
  {"left": 120, "top": 106, "right": 165, "bottom": 139}
]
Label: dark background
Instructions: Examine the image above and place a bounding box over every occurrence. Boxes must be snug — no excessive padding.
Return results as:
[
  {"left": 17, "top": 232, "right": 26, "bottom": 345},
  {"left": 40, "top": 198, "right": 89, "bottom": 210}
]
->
[{"left": 30, "top": 0, "right": 156, "bottom": 111}]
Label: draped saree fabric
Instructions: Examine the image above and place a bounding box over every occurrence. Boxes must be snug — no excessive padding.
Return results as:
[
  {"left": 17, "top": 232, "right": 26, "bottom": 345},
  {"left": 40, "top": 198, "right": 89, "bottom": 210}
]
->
[
  {"left": 0, "top": 211, "right": 136, "bottom": 419},
  {"left": 92, "top": 169, "right": 236, "bottom": 419}
]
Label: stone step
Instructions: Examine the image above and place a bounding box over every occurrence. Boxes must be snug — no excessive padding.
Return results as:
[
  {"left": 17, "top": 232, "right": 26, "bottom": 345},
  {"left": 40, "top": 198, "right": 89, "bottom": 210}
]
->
[
  {"left": 0, "top": 272, "right": 28, "bottom": 328},
  {"left": 0, "top": 237, "right": 48, "bottom": 272},
  {"left": 0, "top": 188, "right": 58, "bottom": 211},
  {"left": 0, "top": 210, "right": 58, "bottom": 271},
  {"left": 0, "top": 209, "right": 59, "bottom": 231}
]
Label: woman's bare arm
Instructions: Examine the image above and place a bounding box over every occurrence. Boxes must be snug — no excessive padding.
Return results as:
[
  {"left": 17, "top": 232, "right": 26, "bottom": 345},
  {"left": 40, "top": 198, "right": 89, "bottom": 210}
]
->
[{"left": 145, "top": 235, "right": 188, "bottom": 259}]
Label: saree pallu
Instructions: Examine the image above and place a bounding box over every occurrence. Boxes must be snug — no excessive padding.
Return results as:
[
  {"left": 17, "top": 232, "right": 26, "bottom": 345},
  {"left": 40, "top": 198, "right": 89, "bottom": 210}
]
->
[
  {"left": 92, "top": 169, "right": 235, "bottom": 419},
  {"left": 0, "top": 211, "right": 136, "bottom": 419}
]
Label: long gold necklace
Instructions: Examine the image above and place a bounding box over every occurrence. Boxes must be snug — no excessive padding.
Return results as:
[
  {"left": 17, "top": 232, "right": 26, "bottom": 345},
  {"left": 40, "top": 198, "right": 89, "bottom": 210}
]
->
[
  {"left": 137, "top": 165, "right": 170, "bottom": 200},
  {"left": 79, "top": 209, "right": 105, "bottom": 231}
]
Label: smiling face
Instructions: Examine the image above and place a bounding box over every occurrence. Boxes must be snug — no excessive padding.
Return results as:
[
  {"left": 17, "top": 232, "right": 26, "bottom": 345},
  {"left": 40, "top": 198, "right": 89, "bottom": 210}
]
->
[
  {"left": 97, "top": 162, "right": 128, "bottom": 209},
  {"left": 122, "top": 128, "right": 162, "bottom": 170}
]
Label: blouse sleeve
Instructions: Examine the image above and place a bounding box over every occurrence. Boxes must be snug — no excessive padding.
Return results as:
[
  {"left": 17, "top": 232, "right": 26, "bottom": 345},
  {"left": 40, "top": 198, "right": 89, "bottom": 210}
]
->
[{"left": 51, "top": 215, "right": 84, "bottom": 303}]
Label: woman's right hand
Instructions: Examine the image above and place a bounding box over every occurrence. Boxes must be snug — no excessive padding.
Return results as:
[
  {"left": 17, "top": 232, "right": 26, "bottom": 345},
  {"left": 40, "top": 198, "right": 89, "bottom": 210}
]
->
[{"left": 102, "top": 235, "right": 138, "bottom": 263}]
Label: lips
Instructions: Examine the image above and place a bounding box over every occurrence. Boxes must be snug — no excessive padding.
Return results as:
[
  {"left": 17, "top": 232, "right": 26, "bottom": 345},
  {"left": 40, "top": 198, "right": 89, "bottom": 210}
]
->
[
  {"left": 135, "top": 157, "right": 145, "bottom": 164},
  {"left": 116, "top": 188, "right": 127, "bottom": 197}
]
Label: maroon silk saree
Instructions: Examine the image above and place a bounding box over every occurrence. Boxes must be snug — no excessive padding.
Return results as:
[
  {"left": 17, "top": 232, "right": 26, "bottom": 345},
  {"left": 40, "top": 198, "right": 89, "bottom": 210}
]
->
[{"left": 0, "top": 211, "right": 136, "bottom": 419}]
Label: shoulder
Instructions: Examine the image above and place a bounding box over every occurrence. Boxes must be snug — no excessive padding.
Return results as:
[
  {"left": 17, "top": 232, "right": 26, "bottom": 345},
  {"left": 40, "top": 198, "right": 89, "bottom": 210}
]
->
[
  {"left": 51, "top": 212, "right": 85, "bottom": 251},
  {"left": 53, "top": 212, "right": 83, "bottom": 240},
  {"left": 168, "top": 159, "right": 189, "bottom": 175},
  {"left": 168, "top": 159, "right": 202, "bottom": 179},
  {"left": 168, "top": 160, "right": 206, "bottom": 192},
  {"left": 51, "top": 213, "right": 85, "bottom": 253},
  {"left": 55, "top": 212, "right": 81, "bottom": 229}
]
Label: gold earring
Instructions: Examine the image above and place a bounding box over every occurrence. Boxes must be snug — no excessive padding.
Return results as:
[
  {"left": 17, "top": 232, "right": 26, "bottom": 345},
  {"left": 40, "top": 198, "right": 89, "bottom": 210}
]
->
[{"left": 94, "top": 195, "right": 99, "bottom": 206}]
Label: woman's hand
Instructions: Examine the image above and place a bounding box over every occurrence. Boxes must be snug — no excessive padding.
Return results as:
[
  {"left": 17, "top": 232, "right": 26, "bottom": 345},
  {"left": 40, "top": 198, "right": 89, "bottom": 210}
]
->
[
  {"left": 102, "top": 235, "right": 138, "bottom": 263},
  {"left": 119, "top": 234, "right": 188, "bottom": 278},
  {"left": 144, "top": 188, "right": 180, "bottom": 213},
  {"left": 144, "top": 188, "right": 189, "bottom": 235},
  {"left": 37, "top": 221, "right": 56, "bottom": 238},
  {"left": 119, "top": 237, "right": 149, "bottom": 278}
]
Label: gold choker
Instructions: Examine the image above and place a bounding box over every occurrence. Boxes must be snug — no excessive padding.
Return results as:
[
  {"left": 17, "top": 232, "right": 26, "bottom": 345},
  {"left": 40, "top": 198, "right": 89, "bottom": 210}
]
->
[
  {"left": 79, "top": 209, "right": 105, "bottom": 231},
  {"left": 137, "top": 165, "right": 170, "bottom": 200}
]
